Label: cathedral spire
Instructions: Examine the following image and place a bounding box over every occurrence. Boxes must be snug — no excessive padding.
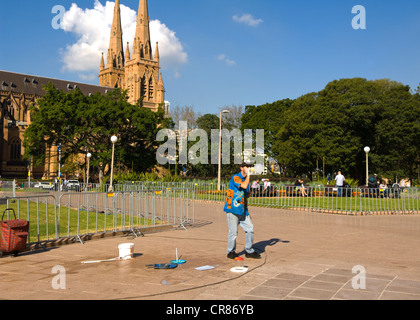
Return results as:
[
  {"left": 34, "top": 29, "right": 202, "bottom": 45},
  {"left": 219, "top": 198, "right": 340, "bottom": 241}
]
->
[
  {"left": 134, "top": 0, "right": 153, "bottom": 60},
  {"left": 125, "top": 42, "right": 131, "bottom": 61},
  {"left": 100, "top": 52, "right": 105, "bottom": 70},
  {"left": 108, "top": 0, "right": 125, "bottom": 68},
  {"left": 99, "top": 0, "right": 125, "bottom": 87},
  {"left": 154, "top": 42, "right": 160, "bottom": 62}
]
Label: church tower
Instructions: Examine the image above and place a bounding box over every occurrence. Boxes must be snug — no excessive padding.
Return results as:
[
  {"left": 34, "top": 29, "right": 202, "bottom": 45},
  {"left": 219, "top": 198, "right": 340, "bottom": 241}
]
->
[
  {"left": 99, "top": 0, "right": 125, "bottom": 89},
  {"left": 100, "top": 0, "right": 165, "bottom": 111}
]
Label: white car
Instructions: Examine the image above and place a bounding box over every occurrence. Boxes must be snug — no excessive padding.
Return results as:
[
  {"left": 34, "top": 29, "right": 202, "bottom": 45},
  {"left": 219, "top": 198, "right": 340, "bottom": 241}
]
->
[
  {"left": 34, "top": 182, "right": 55, "bottom": 190},
  {"left": 65, "top": 180, "right": 81, "bottom": 192}
]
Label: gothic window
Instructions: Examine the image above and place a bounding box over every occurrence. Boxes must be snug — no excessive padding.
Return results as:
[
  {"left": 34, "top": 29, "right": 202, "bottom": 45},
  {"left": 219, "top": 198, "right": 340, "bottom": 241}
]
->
[
  {"left": 141, "top": 77, "right": 146, "bottom": 98},
  {"left": 8, "top": 101, "right": 14, "bottom": 119},
  {"left": 117, "top": 53, "right": 122, "bottom": 69},
  {"left": 1, "top": 81, "right": 8, "bottom": 91},
  {"left": 131, "top": 77, "right": 135, "bottom": 101},
  {"left": 148, "top": 77, "right": 154, "bottom": 100},
  {"left": 145, "top": 43, "right": 149, "bottom": 57},
  {"left": 10, "top": 139, "right": 21, "bottom": 160}
]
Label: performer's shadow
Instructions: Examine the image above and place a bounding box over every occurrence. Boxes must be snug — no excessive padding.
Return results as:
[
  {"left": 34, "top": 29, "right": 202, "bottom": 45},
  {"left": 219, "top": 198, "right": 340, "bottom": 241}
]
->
[{"left": 238, "top": 238, "right": 289, "bottom": 255}]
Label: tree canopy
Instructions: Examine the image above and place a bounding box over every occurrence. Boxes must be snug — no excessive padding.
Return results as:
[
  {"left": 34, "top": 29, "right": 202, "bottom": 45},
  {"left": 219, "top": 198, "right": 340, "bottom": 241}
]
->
[{"left": 241, "top": 78, "right": 420, "bottom": 182}]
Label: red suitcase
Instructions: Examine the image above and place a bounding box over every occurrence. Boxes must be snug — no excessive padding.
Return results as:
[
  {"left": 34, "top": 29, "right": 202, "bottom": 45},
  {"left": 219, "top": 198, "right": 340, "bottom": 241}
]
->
[{"left": 0, "top": 209, "right": 29, "bottom": 257}]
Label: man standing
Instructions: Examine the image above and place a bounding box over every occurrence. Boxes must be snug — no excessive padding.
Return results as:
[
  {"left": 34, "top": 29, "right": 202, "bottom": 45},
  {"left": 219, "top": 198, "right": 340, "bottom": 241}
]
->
[
  {"left": 335, "top": 170, "right": 345, "bottom": 197},
  {"left": 224, "top": 162, "right": 261, "bottom": 259},
  {"left": 263, "top": 178, "right": 271, "bottom": 193}
]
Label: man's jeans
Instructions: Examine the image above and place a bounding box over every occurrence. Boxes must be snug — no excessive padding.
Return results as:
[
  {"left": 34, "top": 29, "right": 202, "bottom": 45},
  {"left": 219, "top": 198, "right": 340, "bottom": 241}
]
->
[{"left": 226, "top": 212, "right": 255, "bottom": 254}]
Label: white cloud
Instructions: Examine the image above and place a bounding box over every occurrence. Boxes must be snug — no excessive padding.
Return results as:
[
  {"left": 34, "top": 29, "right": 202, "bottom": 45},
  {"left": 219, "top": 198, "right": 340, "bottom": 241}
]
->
[
  {"left": 150, "top": 20, "right": 188, "bottom": 67},
  {"left": 232, "top": 13, "right": 263, "bottom": 27},
  {"left": 60, "top": 0, "right": 187, "bottom": 81},
  {"left": 218, "top": 54, "right": 236, "bottom": 66}
]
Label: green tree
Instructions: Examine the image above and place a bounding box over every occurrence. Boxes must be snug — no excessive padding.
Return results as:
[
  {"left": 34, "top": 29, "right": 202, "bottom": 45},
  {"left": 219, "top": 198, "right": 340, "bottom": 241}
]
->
[
  {"left": 271, "top": 78, "right": 420, "bottom": 181},
  {"left": 373, "top": 84, "right": 420, "bottom": 180},
  {"left": 241, "top": 99, "right": 292, "bottom": 158}
]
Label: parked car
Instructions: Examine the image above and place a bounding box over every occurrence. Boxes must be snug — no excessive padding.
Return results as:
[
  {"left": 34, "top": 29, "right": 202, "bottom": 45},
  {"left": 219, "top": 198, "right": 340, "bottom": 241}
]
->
[
  {"left": 34, "top": 182, "right": 55, "bottom": 190},
  {"left": 65, "top": 180, "right": 81, "bottom": 192}
]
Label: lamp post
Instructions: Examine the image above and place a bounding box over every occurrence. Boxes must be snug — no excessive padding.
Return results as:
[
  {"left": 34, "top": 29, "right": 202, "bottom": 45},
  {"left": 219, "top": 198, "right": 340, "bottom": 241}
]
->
[
  {"left": 218, "top": 110, "right": 230, "bottom": 191},
  {"left": 57, "top": 143, "right": 61, "bottom": 180},
  {"left": 364, "top": 146, "right": 370, "bottom": 186},
  {"left": 109, "top": 135, "right": 118, "bottom": 192},
  {"left": 86, "top": 153, "right": 92, "bottom": 185}
]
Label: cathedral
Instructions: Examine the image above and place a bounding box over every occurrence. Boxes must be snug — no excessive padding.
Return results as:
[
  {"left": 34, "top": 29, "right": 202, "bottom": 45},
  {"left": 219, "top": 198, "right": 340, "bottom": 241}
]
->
[
  {"left": 99, "top": 0, "right": 165, "bottom": 110},
  {"left": 0, "top": 0, "right": 165, "bottom": 179}
]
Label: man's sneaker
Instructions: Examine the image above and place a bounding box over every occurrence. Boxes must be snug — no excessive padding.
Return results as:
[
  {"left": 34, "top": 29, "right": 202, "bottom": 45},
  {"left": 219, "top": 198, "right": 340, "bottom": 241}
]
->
[
  {"left": 245, "top": 251, "right": 261, "bottom": 259},
  {"left": 227, "top": 251, "right": 239, "bottom": 259}
]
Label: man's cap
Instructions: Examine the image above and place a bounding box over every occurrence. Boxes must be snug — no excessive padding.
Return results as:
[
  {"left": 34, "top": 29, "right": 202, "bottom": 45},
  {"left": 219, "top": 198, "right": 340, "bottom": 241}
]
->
[{"left": 239, "top": 162, "right": 252, "bottom": 168}]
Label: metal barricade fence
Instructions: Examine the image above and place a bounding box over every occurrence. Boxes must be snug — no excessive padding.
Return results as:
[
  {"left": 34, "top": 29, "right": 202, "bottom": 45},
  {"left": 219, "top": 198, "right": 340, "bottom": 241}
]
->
[
  {"left": 110, "top": 182, "right": 418, "bottom": 215},
  {"left": 0, "top": 188, "right": 194, "bottom": 246},
  {"left": 0, "top": 182, "right": 417, "bottom": 247},
  {"left": 154, "top": 182, "right": 417, "bottom": 215},
  {"left": 0, "top": 195, "right": 57, "bottom": 245},
  {"left": 247, "top": 185, "right": 419, "bottom": 215},
  {"left": 11, "top": 178, "right": 418, "bottom": 214}
]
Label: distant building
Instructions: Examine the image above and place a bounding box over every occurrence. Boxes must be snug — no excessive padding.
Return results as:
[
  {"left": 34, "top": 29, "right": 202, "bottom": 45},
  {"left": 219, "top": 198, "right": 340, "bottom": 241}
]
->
[
  {"left": 164, "top": 101, "right": 170, "bottom": 117},
  {"left": 0, "top": 70, "right": 110, "bottom": 179}
]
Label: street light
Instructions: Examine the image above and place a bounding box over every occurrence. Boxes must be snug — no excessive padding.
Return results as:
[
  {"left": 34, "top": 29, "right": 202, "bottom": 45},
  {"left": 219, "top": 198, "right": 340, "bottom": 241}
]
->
[
  {"left": 218, "top": 110, "right": 230, "bottom": 191},
  {"left": 364, "top": 146, "right": 370, "bottom": 186},
  {"left": 109, "top": 135, "right": 118, "bottom": 192},
  {"left": 86, "top": 153, "right": 92, "bottom": 185}
]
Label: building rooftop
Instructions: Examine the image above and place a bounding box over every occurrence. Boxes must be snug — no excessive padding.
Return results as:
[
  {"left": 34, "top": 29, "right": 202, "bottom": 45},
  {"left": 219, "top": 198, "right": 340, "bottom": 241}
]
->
[{"left": 0, "top": 70, "right": 112, "bottom": 97}]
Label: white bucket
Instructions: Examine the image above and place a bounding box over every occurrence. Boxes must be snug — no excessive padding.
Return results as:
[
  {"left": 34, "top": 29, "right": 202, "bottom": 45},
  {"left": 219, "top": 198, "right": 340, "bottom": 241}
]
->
[{"left": 118, "top": 243, "right": 135, "bottom": 260}]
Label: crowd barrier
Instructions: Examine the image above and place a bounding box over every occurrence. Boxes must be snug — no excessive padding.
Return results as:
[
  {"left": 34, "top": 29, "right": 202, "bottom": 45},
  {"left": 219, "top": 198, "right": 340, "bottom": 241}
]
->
[
  {"left": 133, "top": 182, "right": 418, "bottom": 215},
  {"left": 246, "top": 185, "right": 419, "bottom": 215},
  {"left": 23, "top": 181, "right": 420, "bottom": 214},
  {"left": 0, "top": 182, "right": 418, "bottom": 247},
  {"left": 0, "top": 188, "right": 194, "bottom": 246}
]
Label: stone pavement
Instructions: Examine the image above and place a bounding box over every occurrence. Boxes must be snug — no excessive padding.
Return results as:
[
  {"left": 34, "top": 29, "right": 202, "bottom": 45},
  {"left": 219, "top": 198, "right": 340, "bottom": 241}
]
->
[{"left": 1, "top": 201, "right": 420, "bottom": 300}]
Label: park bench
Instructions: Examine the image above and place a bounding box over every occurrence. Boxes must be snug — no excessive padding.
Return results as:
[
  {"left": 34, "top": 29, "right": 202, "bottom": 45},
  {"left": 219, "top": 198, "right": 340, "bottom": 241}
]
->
[
  {"left": 250, "top": 185, "right": 277, "bottom": 197},
  {"left": 360, "top": 185, "right": 400, "bottom": 198},
  {"left": 324, "top": 184, "right": 353, "bottom": 197}
]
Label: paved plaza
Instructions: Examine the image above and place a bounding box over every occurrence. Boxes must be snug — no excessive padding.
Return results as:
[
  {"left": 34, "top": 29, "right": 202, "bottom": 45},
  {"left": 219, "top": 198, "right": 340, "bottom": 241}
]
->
[{"left": 0, "top": 201, "right": 420, "bottom": 301}]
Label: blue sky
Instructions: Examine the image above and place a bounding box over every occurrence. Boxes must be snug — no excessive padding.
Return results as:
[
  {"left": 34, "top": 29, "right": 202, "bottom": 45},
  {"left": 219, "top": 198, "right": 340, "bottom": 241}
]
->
[{"left": 1, "top": 0, "right": 420, "bottom": 115}]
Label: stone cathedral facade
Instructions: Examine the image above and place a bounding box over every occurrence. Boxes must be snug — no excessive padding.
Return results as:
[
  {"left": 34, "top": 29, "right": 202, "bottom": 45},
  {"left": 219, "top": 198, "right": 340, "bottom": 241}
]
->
[{"left": 99, "top": 0, "right": 165, "bottom": 111}]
